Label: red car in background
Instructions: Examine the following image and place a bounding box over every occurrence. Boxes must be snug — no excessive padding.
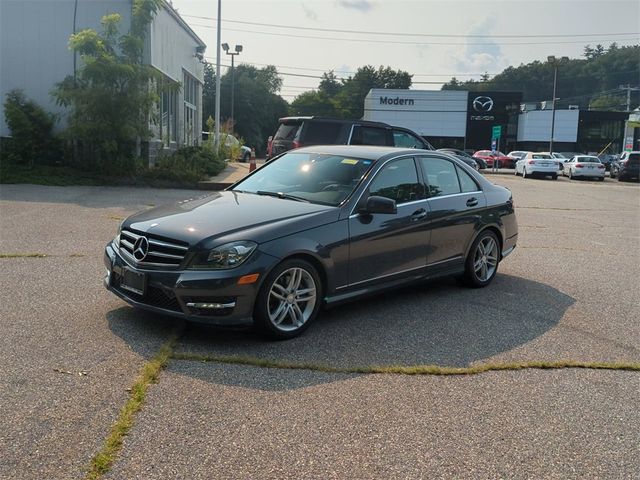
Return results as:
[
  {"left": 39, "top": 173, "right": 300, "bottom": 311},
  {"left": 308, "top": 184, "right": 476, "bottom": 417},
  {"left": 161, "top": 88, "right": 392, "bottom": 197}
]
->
[{"left": 473, "top": 150, "right": 515, "bottom": 168}]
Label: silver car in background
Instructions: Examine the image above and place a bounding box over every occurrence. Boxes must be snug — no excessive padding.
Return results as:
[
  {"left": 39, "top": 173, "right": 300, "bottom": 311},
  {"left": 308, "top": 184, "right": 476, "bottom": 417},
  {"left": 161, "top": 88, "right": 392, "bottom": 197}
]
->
[
  {"left": 562, "top": 155, "right": 606, "bottom": 181},
  {"left": 515, "top": 152, "right": 559, "bottom": 180}
]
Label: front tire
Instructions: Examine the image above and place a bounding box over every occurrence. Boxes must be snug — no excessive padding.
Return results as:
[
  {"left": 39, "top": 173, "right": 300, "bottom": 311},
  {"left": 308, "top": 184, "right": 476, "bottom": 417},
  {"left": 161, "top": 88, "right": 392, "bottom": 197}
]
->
[
  {"left": 463, "top": 230, "right": 500, "bottom": 288},
  {"left": 253, "top": 259, "right": 322, "bottom": 339},
  {"left": 522, "top": 168, "right": 527, "bottom": 179}
]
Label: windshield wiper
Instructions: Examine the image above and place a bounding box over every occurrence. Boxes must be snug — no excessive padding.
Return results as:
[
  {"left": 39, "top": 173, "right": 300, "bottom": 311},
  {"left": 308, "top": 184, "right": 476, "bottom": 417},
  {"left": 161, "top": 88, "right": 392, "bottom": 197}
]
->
[{"left": 256, "top": 190, "right": 310, "bottom": 203}]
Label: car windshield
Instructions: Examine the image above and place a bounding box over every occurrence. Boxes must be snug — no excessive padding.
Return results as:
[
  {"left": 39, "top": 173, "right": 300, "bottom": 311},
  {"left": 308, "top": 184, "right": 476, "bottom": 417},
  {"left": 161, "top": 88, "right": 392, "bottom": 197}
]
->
[{"left": 232, "top": 152, "right": 374, "bottom": 206}]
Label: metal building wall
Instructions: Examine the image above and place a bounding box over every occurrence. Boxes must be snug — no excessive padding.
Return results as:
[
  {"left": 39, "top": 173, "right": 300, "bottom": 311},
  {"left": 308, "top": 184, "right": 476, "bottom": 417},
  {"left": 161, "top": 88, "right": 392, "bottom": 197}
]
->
[{"left": 0, "top": 0, "right": 132, "bottom": 136}]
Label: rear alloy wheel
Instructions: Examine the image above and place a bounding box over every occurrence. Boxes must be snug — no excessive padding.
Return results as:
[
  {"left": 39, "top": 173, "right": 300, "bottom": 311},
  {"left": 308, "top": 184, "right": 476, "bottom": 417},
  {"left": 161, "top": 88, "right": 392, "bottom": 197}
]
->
[
  {"left": 254, "top": 259, "right": 322, "bottom": 339},
  {"left": 463, "top": 230, "right": 500, "bottom": 288}
]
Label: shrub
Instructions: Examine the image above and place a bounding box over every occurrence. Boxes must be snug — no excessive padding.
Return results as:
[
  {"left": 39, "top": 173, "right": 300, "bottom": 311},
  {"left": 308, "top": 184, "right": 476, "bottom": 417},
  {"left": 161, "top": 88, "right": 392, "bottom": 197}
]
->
[
  {"left": 146, "top": 145, "right": 226, "bottom": 184},
  {"left": 3, "top": 89, "right": 60, "bottom": 167}
]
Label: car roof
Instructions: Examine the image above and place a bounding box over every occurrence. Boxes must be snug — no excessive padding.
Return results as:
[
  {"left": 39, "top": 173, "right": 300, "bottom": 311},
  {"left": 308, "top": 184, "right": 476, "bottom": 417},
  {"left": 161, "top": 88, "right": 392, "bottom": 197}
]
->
[
  {"left": 291, "top": 145, "right": 431, "bottom": 161},
  {"left": 278, "top": 116, "right": 391, "bottom": 128}
]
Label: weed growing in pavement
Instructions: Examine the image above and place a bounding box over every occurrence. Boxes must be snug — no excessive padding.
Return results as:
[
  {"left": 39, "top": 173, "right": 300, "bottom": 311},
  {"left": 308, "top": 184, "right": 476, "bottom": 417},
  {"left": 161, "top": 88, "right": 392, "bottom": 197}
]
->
[
  {"left": 171, "top": 353, "right": 640, "bottom": 376},
  {"left": 0, "top": 253, "right": 47, "bottom": 258},
  {"left": 85, "top": 329, "right": 182, "bottom": 480}
]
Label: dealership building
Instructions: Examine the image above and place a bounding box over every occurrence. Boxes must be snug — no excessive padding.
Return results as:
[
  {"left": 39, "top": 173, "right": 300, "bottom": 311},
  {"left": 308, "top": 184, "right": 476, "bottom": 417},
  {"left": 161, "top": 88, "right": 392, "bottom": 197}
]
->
[{"left": 363, "top": 89, "right": 631, "bottom": 153}]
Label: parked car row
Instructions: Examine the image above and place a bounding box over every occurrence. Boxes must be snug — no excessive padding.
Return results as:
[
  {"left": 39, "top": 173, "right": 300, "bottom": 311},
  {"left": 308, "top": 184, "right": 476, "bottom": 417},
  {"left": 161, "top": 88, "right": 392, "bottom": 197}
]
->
[{"left": 510, "top": 150, "right": 640, "bottom": 182}]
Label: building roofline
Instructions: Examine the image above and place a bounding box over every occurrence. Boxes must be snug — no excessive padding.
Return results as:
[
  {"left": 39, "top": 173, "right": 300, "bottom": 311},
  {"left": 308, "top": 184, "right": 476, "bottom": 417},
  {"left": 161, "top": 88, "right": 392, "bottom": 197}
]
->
[{"left": 161, "top": 1, "right": 207, "bottom": 50}]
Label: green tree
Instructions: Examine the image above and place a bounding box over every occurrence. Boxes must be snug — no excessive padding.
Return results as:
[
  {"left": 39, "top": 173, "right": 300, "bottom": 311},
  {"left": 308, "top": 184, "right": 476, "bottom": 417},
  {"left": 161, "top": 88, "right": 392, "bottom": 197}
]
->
[
  {"left": 3, "top": 90, "right": 60, "bottom": 167},
  {"left": 318, "top": 71, "right": 342, "bottom": 96},
  {"left": 588, "top": 94, "right": 626, "bottom": 111},
  {"left": 333, "top": 65, "right": 412, "bottom": 118},
  {"left": 441, "top": 45, "right": 639, "bottom": 109},
  {"left": 203, "top": 64, "right": 288, "bottom": 155},
  {"left": 289, "top": 91, "right": 338, "bottom": 117},
  {"left": 53, "top": 0, "right": 165, "bottom": 174}
]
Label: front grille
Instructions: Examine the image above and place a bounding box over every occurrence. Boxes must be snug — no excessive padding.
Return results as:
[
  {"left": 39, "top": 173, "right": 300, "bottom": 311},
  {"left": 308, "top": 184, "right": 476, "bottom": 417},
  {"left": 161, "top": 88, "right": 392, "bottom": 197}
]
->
[{"left": 119, "top": 229, "right": 188, "bottom": 269}]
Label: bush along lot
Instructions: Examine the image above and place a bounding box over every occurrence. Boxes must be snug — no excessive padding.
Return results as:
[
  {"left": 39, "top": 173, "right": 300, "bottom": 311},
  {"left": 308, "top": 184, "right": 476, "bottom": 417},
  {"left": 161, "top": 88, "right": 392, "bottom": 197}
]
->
[{"left": 1, "top": 90, "right": 228, "bottom": 188}]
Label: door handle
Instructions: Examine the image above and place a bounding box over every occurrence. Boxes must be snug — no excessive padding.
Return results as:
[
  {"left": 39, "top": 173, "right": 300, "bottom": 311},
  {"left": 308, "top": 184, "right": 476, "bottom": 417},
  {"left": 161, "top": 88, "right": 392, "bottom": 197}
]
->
[
  {"left": 411, "top": 208, "right": 427, "bottom": 221},
  {"left": 466, "top": 197, "right": 478, "bottom": 207}
]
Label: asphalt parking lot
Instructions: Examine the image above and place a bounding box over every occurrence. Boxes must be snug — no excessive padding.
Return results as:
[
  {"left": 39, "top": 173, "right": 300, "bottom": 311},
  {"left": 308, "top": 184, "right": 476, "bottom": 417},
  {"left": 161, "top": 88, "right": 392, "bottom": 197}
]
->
[{"left": 1, "top": 175, "right": 639, "bottom": 479}]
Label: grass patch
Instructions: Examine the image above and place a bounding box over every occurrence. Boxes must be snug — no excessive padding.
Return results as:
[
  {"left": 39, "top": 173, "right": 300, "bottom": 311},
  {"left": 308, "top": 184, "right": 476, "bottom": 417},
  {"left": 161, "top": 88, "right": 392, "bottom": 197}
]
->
[
  {"left": 0, "top": 252, "right": 47, "bottom": 258},
  {"left": 85, "top": 330, "right": 182, "bottom": 480},
  {"left": 172, "top": 353, "right": 640, "bottom": 376}
]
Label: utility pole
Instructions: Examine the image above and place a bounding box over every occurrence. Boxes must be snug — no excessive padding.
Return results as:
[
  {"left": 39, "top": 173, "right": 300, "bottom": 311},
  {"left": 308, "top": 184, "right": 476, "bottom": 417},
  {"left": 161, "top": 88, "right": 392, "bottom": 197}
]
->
[
  {"left": 214, "top": 0, "right": 222, "bottom": 148},
  {"left": 619, "top": 84, "right": 639, "bottom": 112}
]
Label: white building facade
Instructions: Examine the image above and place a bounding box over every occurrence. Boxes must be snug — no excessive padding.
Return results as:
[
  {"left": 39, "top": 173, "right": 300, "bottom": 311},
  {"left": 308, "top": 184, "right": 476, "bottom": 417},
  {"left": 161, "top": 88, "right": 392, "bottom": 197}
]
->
[{"left": 0, "top": 0, "right": 206, "bottom": 161}]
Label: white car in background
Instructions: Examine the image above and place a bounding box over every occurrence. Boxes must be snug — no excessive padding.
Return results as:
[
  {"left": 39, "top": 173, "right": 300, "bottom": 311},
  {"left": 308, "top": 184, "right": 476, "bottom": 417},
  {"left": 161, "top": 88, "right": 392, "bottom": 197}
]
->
[
  {"left": 562, "top": 155, "right": 605, "bottom": 181},
  {"left": 507, "top": 151, "right": 529, "bottom": 161},
  {"left": 201, "top": 132, "right": 252, "bottom": 162},
  {"left": 515, "top": 152, "right": 559, "bottom": 180}
]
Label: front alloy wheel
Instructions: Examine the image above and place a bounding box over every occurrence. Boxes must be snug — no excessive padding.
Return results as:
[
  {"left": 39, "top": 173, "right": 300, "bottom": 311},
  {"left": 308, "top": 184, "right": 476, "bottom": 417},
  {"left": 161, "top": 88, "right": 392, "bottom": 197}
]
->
[
  {"left": 254, "top": 259, "right": 321, "bottom": 339},
  {"left": 463, "top": 230, "right": 500, "bottom": 288}
]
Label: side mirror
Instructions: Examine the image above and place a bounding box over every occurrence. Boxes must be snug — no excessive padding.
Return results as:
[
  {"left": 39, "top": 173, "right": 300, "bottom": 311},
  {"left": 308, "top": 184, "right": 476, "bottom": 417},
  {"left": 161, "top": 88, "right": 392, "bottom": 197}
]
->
[{"left": 359, "top": 195, "right": 397, "bottom": 215}]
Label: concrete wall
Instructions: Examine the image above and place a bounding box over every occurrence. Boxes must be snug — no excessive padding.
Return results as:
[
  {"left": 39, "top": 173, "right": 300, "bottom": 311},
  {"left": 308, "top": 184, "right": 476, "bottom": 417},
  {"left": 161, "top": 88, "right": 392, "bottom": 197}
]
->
[
  {"left": 517, "top": 110, "right": 579, "bottom": 143},
  {"left": 0, "top": 0, "right": 132, "bottom": 136},
  {"left": 363, "top": 89, "right": 468, "bottom": 138}
]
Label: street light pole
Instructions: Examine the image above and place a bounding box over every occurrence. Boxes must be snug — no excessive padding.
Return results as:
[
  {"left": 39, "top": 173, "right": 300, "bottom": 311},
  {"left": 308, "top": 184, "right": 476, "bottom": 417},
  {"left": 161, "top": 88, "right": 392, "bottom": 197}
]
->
[{"left": 222, "top": 43, "right": 242, "bottom": 129}]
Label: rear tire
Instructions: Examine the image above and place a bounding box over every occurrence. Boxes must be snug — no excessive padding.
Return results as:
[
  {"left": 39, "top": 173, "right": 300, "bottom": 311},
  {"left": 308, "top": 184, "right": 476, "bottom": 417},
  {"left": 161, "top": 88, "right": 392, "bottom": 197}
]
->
[
  {"left": 253, "top": 259, "right": 322, "bottom": 339},
  {"left": 463, "top": 230, "right": 500, "bottom": 288}
]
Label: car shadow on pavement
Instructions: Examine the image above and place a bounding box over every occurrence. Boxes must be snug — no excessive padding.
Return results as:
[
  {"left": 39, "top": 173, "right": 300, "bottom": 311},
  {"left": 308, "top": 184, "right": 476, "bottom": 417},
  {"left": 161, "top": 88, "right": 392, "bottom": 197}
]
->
[{"left": 107, "top": 273, "right": 575, "bottom": 390}]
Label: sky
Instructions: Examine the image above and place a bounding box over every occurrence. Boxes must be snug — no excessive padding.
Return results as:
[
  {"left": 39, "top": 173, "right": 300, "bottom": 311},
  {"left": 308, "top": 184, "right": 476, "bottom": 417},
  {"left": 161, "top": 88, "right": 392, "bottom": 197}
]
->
[{"left": 170, "top": 0, "right": 640, "bottom": 102}]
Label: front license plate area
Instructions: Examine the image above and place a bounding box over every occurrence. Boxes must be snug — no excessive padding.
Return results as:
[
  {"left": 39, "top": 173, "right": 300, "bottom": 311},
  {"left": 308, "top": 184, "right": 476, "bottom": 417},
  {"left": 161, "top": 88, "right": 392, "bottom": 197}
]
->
[{"left": 120, "top": 268, "right": 146, "bottom": 295}]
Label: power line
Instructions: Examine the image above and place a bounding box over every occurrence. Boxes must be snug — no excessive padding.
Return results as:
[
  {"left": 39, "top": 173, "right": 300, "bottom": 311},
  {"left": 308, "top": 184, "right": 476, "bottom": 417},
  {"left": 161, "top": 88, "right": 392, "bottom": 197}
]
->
[
  {"left": 182, "top": 14, "right": 639, "bottom": 39},
  {"left": 190, "top": 22, "right": 639, "bottom": 47}
]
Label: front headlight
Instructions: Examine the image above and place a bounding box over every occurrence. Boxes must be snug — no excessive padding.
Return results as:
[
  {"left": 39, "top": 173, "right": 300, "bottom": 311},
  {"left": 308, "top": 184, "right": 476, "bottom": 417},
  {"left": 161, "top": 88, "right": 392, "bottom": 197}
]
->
[{"left": 188, "top": 241, "right": 257, "bottom": 270}]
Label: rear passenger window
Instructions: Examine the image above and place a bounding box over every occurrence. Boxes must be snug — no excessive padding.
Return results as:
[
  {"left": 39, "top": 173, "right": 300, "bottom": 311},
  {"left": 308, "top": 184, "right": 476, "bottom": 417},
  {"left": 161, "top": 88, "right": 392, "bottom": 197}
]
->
[
  {"left": 304, "top": 122, "right": 343, "bottom": 144},
  {"left": 419, "top": 157, "right": 461, "bottom": 197},
  {"left": 351, "top": 126, "right": 388, "bottom": 146},
  {"left": 455, "top": 165, "right": 480, "bottom": 192}
]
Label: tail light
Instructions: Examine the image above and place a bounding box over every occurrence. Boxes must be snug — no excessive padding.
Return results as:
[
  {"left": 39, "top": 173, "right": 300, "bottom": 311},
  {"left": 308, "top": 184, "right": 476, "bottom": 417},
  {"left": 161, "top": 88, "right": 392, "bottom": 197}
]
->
[
  {"left": 292, "top": 140, "right": 301, "bottom": 149},
  {"left": 597, "top": 165, "right": 605, "bottom": 169},
  {"left": 527, "top": 160, "right": 536, "bottom": 165},
  {"left": 575, "top": 164, "right": 584, "bottom": 169}
]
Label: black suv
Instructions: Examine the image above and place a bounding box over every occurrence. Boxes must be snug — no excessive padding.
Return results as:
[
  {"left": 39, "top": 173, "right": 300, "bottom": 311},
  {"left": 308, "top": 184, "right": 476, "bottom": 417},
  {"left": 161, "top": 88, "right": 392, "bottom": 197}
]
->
[
  {"left": 269, "top": 116, "right": 434, "bottom": 158},
  {"left": 610, "top": 151, "right": 640, "bottom": 181}
]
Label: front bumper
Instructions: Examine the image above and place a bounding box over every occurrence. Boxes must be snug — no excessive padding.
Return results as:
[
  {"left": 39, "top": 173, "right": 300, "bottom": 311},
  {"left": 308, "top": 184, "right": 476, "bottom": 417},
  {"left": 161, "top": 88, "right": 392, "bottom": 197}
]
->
[{"left": 104, "top": 242, "right": 279, "bottom": 326}]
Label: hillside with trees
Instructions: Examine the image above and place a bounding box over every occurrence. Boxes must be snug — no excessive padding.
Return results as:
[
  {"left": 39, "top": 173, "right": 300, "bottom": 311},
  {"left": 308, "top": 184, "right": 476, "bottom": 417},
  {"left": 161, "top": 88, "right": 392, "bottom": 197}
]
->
[{"left": 442, "top": 44, "right": 639, "bottom": 111}]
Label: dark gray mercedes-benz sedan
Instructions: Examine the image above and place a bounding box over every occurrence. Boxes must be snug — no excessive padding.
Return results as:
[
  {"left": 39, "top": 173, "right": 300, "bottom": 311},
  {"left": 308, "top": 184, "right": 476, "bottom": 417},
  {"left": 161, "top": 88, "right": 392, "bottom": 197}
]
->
[{"left": 104, "top": 146, "right": 518, "bottom": 338}]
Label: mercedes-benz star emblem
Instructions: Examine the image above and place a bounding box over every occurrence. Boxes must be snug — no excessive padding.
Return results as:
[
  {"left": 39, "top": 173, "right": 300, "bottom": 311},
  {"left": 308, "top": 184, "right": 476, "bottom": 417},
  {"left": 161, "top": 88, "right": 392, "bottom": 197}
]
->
[
  {"left": 133, "top": 237, "right": 149, "bottom": 261},
  {"left": 473, "top": 96, "right": 494, "bottom": 112}
]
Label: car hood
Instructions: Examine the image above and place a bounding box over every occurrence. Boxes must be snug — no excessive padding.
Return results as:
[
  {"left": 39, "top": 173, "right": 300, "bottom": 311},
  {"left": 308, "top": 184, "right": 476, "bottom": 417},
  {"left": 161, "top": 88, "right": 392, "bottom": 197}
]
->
[{"left": 124, "top": 191, "right": 339, "bottom": 247}]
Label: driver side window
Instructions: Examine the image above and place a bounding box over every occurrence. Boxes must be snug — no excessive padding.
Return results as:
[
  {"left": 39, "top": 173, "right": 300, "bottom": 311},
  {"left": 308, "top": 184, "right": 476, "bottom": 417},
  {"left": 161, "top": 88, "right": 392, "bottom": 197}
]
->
[{"left": 368, "top": 158, "right": 423, "bottom": 204}]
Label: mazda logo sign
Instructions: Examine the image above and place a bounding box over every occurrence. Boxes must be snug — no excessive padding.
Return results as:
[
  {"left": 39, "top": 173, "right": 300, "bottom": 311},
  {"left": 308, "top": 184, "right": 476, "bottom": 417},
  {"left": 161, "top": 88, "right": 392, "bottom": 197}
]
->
[
  {"left": 133, "top": 236, "right": 149, "bottom": 261},
  {"left": 472, "top": 96, "right": 494, "bottom": 112}
]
